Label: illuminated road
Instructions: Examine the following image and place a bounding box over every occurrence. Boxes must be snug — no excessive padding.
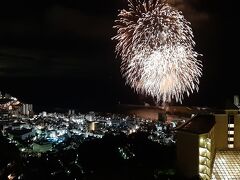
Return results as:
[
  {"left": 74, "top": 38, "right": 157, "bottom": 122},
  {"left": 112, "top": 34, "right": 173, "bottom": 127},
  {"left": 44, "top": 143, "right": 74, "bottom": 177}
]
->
[{"left": 212, "top": 151, "right": 240, "bottom": 179}]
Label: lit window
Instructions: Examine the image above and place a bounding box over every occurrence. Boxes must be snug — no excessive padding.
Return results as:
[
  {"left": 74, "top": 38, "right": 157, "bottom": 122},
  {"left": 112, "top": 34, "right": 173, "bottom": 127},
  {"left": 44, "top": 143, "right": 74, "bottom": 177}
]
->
[
  {"left": 228, "top": 137, "right": 234, "bottom": 141},
  {"left": 228, "top": 124, "right": 234, "bottom": 128},
  {"left": 228, "top": 144, "right": 234, "bottom": 148},
  {"left": 228, "top": 131, "right": 234, "bottom": 135}
]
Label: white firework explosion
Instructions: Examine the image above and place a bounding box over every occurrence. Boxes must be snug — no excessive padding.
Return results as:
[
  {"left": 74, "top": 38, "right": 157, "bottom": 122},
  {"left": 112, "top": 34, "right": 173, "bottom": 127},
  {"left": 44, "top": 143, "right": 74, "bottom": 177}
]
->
[{"left": 112, "top": 0, "right": 202, "bottom": 103}]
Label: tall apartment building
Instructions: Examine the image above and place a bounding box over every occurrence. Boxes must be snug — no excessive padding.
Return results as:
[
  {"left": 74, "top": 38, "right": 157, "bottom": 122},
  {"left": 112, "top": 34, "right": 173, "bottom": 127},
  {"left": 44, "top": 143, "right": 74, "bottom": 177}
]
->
[{"left": 176, "top": 104, "right": 240, "bottom": 179}]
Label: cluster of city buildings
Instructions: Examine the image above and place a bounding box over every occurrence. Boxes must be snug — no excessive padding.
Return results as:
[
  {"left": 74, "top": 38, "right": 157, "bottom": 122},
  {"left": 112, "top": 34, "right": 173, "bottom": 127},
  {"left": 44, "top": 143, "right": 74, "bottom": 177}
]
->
[
  {"left": 2, "top": 91, "right": 240, "bottom": 179},
  {"left": 0, "top": 92, "right": 176, "bottom": 156},
  {"left": 0, "top": 91, "right": 33, "bottom": 118}
]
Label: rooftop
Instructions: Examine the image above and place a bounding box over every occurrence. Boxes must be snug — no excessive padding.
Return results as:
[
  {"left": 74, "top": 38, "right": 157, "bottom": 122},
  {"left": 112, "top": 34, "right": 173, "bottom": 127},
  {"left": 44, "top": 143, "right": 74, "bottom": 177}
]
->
[{"left": 176, "top": 114, "right": 215, "bottom": 134}]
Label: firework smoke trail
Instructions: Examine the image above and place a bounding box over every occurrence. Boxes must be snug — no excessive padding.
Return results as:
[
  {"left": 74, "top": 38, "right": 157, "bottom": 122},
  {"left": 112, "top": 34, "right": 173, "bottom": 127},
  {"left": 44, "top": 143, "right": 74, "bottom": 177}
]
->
[{"left": 112, "top": 0, "right": 202, "bottom": 103}]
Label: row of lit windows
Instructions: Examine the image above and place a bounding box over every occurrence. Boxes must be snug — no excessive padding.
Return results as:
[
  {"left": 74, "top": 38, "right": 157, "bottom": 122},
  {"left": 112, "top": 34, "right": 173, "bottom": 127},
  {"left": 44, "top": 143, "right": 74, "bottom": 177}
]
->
[
  {"left": 227, "top": 115, "right": 235, "bottom": 149},
  {"left": 199, "top": 137, "right": 211, "bottom": 180},
  {"left": 228, "top": 121, "right": 234, "bottom": 148}
]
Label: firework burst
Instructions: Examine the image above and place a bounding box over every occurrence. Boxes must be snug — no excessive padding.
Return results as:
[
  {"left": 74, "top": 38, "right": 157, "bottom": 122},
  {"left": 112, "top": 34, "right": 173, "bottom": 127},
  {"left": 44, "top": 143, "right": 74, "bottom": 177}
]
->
[{"left": 112, "top": 0, "right": 202, "bottom": 103}]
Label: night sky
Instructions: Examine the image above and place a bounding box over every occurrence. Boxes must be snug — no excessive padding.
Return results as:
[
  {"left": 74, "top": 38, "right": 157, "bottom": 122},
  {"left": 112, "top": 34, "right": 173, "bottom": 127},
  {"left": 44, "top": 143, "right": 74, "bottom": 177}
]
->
[{"left": 0, "top": 0, "right": 237, "bottom": 111}]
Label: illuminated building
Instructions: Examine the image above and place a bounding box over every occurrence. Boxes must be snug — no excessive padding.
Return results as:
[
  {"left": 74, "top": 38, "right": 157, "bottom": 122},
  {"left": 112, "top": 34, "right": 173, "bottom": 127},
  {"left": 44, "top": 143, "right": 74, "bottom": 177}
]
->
[
  {"left": 88, "top": 121, "right": 96, "bottom": 131},
  {"left": 234, "top": 95, "right": 239, "bottom": 107},
  {"left": 176, "top": 114, "right": 215, "bottom": 179},
  {"left": 211, "top": 105, "right": 240, "bottom": 179},
  {"left": 0, "top": 95, "right": 21, "bottom": 118},
  {"left": 177, "top": 103, "right": 240, "bottom": 179},
  {"left": 21, "top": 104, "right": 33, "bottom": 116},
  {"left": 42, "top": 111, "right": 47, "bottom": 117},
  {"left": 32, "top": 142, "right": 53, "bottom": 153},
  {"left": 215, "top": 105, "right": 240, "bottom": 149},
  {"left": 68, "top": 109, "right": 75, "bottom": 116}
]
